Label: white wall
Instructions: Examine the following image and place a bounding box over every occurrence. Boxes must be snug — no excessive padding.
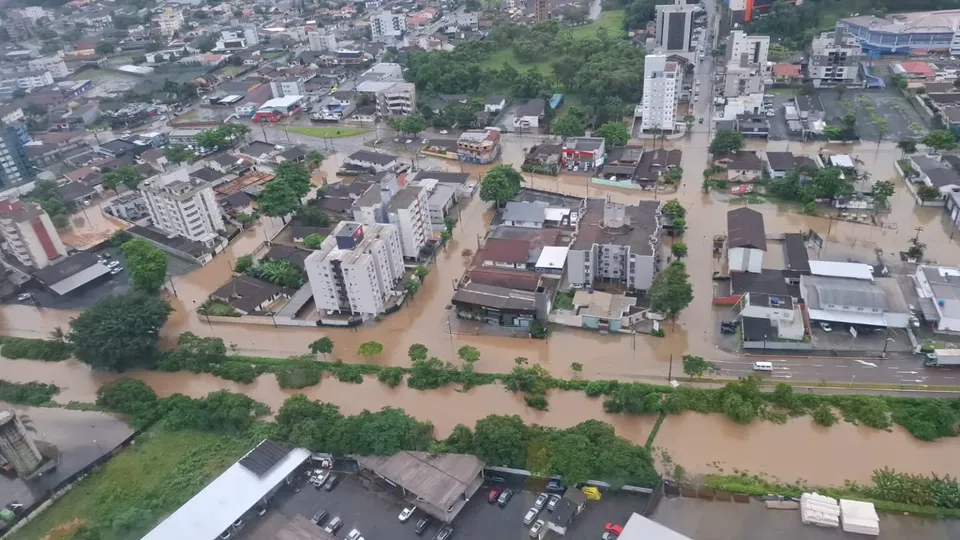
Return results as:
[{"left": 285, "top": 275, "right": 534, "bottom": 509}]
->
[{"left": 728, "top": 247, "right": 763, "bottom": 273}]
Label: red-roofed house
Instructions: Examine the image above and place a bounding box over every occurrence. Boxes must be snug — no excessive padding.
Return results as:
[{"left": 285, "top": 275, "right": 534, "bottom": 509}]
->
[
  {"left": 771, "top": 63, "right": 801, "bottom": 83},
  {"left": 893, "top": 61, "right": 936, "bottom": 80}
]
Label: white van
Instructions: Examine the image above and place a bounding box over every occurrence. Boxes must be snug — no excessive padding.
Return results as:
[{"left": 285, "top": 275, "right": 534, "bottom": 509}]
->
[{"left": 752, "top": 361, "right": 774, "bottom": 372}]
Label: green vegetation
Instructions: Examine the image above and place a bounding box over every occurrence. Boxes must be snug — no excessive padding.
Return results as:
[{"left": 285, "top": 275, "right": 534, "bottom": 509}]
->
[
  {"left": 257, "top": 162, "right": 313, "bottom": 221},
  {"left": 648, "top": 262, "right": 693, "bottom": 324},
  {"left": 479, "top": 165, "right": 524, "bottom": 207},
  {"left": 566, "top": 10, "right": 626, "bottom": 38},
  {"left": 0, "top": 380, "right": 59, "bottom": 406},
  {"left": 554, "top": 290, "right": 575, "bottom": 310},
  {"left": 285, "top": 126, "right": 370, "bottom": 139},
  {"left": 25, "top": 179, "right": 74, "bottom": 229},
  {"left": 768, "top": 167, "right": 852, "bottom": 203},
  {"left": 244, "top": 258, "right": 306, "bottom": 288},
  {"left": 708, "top": 129, "right": 744, "bottom": 155},
  {"left": 68, "top": 293, "right": 173, "bottom": 372},
  {"left": 194, "top": 123, "right": 250, "bottom": 151},
  {"left": 0, "top": 336, "right": 73, "bottom": 361},
  {"left": 197, "top": 299, "right": 241, "bottom": 317},
  {"left": 121, "top": 238, "right": 168, "bottom": 294},
  {"left": 103, "top": 165, "right": 144, "bottom": 193}
]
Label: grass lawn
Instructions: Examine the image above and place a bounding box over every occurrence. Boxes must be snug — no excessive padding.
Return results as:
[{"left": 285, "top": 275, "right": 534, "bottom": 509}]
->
[
  {"left": 285, "top": 126, "right": 370, "bottom": 139},
  {"left": 478, "top": 48, "right": 552, "bottom": 75},
  {"left": 10, "top": 429, "right": 252, "bottom": 540},
  {"left": 564, "top": 10, "right": 626, "bottom": 39}
]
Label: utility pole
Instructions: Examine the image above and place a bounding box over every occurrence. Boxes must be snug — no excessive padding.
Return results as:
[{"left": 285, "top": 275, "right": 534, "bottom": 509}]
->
[
  {"left": 667, "top": 354, "right": 673, "bottom": 380},
  {"left": 913, "top": 226, "right": 924, "bottom": 242}
]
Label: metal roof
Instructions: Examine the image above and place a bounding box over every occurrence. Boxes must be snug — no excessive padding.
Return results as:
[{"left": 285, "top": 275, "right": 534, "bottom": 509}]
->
[
  {"left": 808, "top": 260, "right": 874, "bottom": 281},
  {"left": 726, "top": 208, "right": 766, "bottom": 250}
]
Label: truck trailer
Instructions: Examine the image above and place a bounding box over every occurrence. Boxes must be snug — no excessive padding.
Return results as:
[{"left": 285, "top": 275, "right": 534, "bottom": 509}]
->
[{"left": 924, "top": 349, "right": 960, "bottom": 367}]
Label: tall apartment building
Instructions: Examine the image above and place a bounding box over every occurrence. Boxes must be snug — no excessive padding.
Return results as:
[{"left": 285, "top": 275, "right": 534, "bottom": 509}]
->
[
  {"left": 534, "top": 0, "right": 548, "bottom": 21},
  {"left": 808, "top": 30, "right": 864, "bottom": 87},
  {"left": 139, "top": 168, "right": 225, "bottom": 246},
  {"left": 158, "top": 6, "right": 185, "bottom": 36},
  {"left": 371, "top": 10, "right": 405, "bottom": 41},
  {"left": 375, "top": 82, "right": 416, "bottom": 116},
  {"left": 305, "top": 222, "right": 405, "bottom": 318},
  {"left": 353, "top": 184, "right": 428, "bottom": 260},
  {"left": 0, "top": 199, "right": 67, "bottom": 269},
  {"left": 307, "top": 30, "right": 337, "bottom": 51},
  {"left": 727, "top": 30, "right": 770, "bottom": 67},
  {"left": 0, "top": 124, "right": 32, "bottom": 190},
  {"left": 27, "top": 57, "right": 68, "bottom": 79},
  {"left": 639, "top": 54, "right": 680, "bottom": 133},
  {"left": 270, "top": 77, "right": 305, "bottom": 99},
  {"left": 655, "top": 0, "right": 697, "bottom": 55}
]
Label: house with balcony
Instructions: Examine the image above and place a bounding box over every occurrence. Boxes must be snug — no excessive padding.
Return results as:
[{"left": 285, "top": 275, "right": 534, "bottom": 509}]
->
[{"left": 736, "top": 292, "right": 805, "bottom": 341}]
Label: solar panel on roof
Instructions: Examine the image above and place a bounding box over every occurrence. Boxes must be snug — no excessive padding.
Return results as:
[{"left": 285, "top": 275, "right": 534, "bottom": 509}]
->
[{"left": 239, "top": 440, "right": 293, "bottom": 477}]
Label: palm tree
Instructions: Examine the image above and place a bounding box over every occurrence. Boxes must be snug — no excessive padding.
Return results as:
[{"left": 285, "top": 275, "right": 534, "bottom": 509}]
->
[{"left": 51, "top": 326, "right": 66, "bottom": 344}]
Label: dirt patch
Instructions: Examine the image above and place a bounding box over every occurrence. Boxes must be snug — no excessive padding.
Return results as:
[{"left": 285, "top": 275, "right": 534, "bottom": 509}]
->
[{"left": 40, "top": 518, "right": 86, "bottom": 540}]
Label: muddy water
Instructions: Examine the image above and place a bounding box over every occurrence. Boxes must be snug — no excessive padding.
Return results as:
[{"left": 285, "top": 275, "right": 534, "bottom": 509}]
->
[{"left": 654, "top": 412, "right": 960, "bottom": 486}]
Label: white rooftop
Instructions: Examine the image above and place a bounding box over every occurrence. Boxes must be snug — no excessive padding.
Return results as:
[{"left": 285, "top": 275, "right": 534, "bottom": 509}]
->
[
  {"left": 536, "top": 245, "right": 569, "bottom": 270},
  {"left": 809, "top": 260, "right": 874, "bottom": 281},
  {"left": 828, "top": 154, "right": 855, "bottom": 169},
  {"left": 259, "top": 95, "right": 304, "bottom": 110},
  {"left": 620, "top": 512, "right": 692, "bottom": 540},
  {"left": 142, "top": 442, "right": 310, "bottom": 540}
]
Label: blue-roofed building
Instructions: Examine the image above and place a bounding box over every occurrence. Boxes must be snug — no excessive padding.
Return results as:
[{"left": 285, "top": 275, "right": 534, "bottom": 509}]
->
[
  {"left": 549, "top": 93, "right": 564, "bottom": 110},
  {"left": 837, "top": 10, "right": 960, "bottom": 55}
]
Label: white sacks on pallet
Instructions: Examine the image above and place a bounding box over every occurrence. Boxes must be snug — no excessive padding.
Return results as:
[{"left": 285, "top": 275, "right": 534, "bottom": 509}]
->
[
  {"left": 800, "top": 492, "right": 840, "bottom": 528},
  {"left": 839, "top": 499, "right": 880, "bottom": 536}
]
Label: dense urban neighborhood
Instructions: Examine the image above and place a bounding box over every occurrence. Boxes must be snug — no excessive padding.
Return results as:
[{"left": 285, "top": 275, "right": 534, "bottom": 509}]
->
[{"left": 4, "top": 0, "right": 960, "bottom": 538}]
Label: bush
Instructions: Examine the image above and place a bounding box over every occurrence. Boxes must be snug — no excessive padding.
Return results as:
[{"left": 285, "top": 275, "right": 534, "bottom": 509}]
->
[
  {"left": 332, "top": 363, "right": 364, "bottom": 384},
  {"left": 584, "top": 380, "right": 619, "bottom": 397},
  {"left": 812, "top": 404, "right": 837, "bottom": 427},
  {"left": 212, "top": 362, "right": 258, "bottom": 384},
  {"left": 377, "top": 367, "right": 405, "bottom": 387},
  {"left": 524, "top": 394, "right": 549, "bottom": 410},
  {"left": 276, "top": 362, "right": 323, "bottom": 389},
  {"left": 0, "top": 380, "right": 59, "bottom": 406},
  {"left": 0, "top": 337, "right": 73, "bottom": 361}
]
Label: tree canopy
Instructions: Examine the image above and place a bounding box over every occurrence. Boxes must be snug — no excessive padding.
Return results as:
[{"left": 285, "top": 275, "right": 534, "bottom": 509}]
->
[
  {"left": 648, "top": 262, "right": 693, "bottom": 323},
  {"left": 709, "top": 129, "right": 744, "bottom": 155},
  {"left": 68, "top": 293, "right": 172, "bottom": 372},
  {"left": 257, "top": 180, "right": 301, "bottom": 220},
  {"left": 594, "top": 122, "right": 630, "bottom": 147},
  {"left": 194, "top": 123, "right": 250, "bottom": 151},
  {"left": 102, "top": 166, "right": 143, "bottom": 192},
  {"left": 121, "top": 238, "right": 168, "bottom": 294},
  {"left": 923, "top": 130, "right": 957, "bottom": 152},
  {"left": 479, "top": 165, "right": 524, "bottom": 207},
  {"left": 552, "top": 113, "right": 585, "bottom": 137}
]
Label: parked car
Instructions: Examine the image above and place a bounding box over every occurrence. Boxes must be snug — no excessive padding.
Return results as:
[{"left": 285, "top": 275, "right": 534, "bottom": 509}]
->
[
  {"left": 312, "top": 470, "right": 330, "bottom": 488},
  {"left": 547, "top": 494, "right": 561, "bottom": 512},
  {"left": 546, "top": 480, "right": 564, "bottom": 493},
  {"left": 324, "top": 474, "right": 339, "bottom": 491},
  {"left": 498, "top": 488, "right": 514, "bottom": 507},
  {"left": 533, "top": 493, "right": 548, "bottom": 510},
  {"left": 529, "top": 519, "right": 545, "bottom": 537},
  {"left": 488, "top": 488, "right": 502, "bottom": 503},
  {"left": 232, "top": 519, "right": 243, "bottom": 530},
  {"left": 346, "top": 529, "right": 364, "bottom": 540},
  {"left": 605, "top": 523, "right": 624, "bottom": 535},
  {"left": 524, "top": 507, "right": 539, "bottom": 525},
  {"left": 910, "top": 315, "right": 920, "bottom": 328},
  {"left": 439, "top": 130, "right": 449, "bottom": 134},
  {"left": 312, "top": 509, "right": 328, "bottom": 525},
  {"left": 415, "top": 518, "right": 430, "bottom": 535},
  {"left": 110, "top": 267, "right": 123, "bottom": 275},
  {"left": 16, "top": 293, "right": 30, "bottom": 301},
  {"left": 255, "top": 505, "right": 266, "bottom": 516},
  {"left": 400, "top": 507, "right": 415, "bottom": 522},
  {"left": 219, "top": 531, "right": 231, "bottom": 539},
  {"left": 107, "top": 260, "right": 120, "bottom": 268},
  {"left": 819, "top": 322, "right": 832, "bottom": 332},
  {"left": 434, "top": 526, "right": 454, "bottom": 540},
  {"left": 324, "top": 516, "right": 343, "bottom": 534}
]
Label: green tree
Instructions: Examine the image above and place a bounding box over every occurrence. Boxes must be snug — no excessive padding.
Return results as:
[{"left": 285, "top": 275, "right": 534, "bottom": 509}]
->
[
  {"left": 95, "top": 42, "right": 115, "bottom": 55},
  {"left": 709, "top": 129, "right": 744, "bottom": 155},
  {"left": 400, "top": 114, "right": 427, "bottom": 136},
  {"left": 408, "top": 343, "right": 428, "bottom": 362},
  {"left": 682, "top": 114, "right": 695, "bottom": 132},
  {"left": 594, "top": 121, "right": 630, "bottom": 147},
  {"left": 95, "top": 378, "right": 159, "bottom": 425},
  {"left": 661, "top": 199, "right": 686, "bottom": 219},
  {"left": 68, "top": 293, "right": 172, "bottom": 372},
  {"left": 875, "top": 117, "right": 889, "bottom": 145},
  {"left": 297, "top": 206, "right": 331, "bottom": 227},
  {"left": 872, "top": 180, "right": 895, "bottom": 209},
  {"left": 358, "top": 341, "right": 384, "bottom": 361},
  {"left": 897, "top": 138, "right": 917, "bottom": 157},
  {"left": 681, "top": 355, "right": 716, "bottom": 378},
  {"left": 406, "top": 277, "right": 421, "bottom": 297},
  {"left": 805, "top": 167, "right": 851, "bottom": 201},
  {"left": 257, "top": 180, "right": 301, "bottom": 221},
  {"left": 664, "top": 167, "right": 683, "bottom": 184},
  {"left": 303, "top": 234, "right": 326, "bottom": 249},
  {"left": 102, "top": 166, "right": 143, "bottom": 193},
  {"left": 246, "top": 259, "right": 305, "bottom": 288},
  {"left": 121, "top": 238, "right": 168, "bottom": 294},
  {"left": 918, "top": 184, "right": 941, "bottom": 201},
  {"left": 648, "top": 262, "right": 693, "bottom": 326},
  {"left": 473, "top": 414, "right": 528, "bottom": 468},
  {"left": 50, "top": 326, "right": 67, "bottom": 344},
  {"left": 275, "top": 161, "right": 312, "bottom": 198},
  {"left": 552, "top": 113, "right": 585, "bottom": 137},
  {"left": 309, "top": 337, "right": 334, "bottom": 359},
  {"left": 479, "top": 165, "right": 524, "bottom": 207},
  {"left": 571, "top": 362, "right": 583, "bottom": 372},
  {"left": 457, "top": 345, "right": 480, "bottom": 364},
  {"left": 307, "top": 151, "right": 325, "bottom": 171},
  {"left": 671, "top": 243, "right": 688, "bottom": 259},
  {"left": 923, "top": 130, "right": 958, "bottom": 151},
  {"left": 163, "top": 144, "right": 194, "bottom": 164},
  {"left": 414, "top": 265, "right": 429, "bottom": 279},
  {"left": 234, "top": 254, "right": 254, "bottom": 273}
]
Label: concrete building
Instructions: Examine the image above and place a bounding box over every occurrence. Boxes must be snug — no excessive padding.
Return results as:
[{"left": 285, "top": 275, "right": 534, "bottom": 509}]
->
[
  {"left": 655, "top": 0, "right": 697, "bottom": 56},
  {"left": 640, "top": 54, "right": 680, "bottom": 133},
  {"left": 0, "top": 124, "right": 33, "bottom": 190},
  {"left": 457, "top": 129, "right": 501, "bottom": 164},
  {"left": 387, "top": 187, "right": 429, "bottom": 260},
  {"left": 371, "top": 10, "right": 406, "bottom": 41},
  {"left": 307, "top": 30, "right": 337, "bottom": 51},
  {"left": 269, "top": 77, "right": 305, "bottom": 99},
  {"left": 0, "top": 199, "right": 66, "bottom": 269},
  {"left": 139, "top": 168, "right": 225, "bottom": 246},
  {"left": 369, "top": 81, "right": 415, "bottom": 116},
  {"left": 736, "top": 292, "right": 805, "bottom": 340},
  {"left": 800, "top": 269, "right": 911, "bottom": 328},
  {"left": 567, "top": 199, "right": 662, "bottom": 291},
  {"left": 726, "top": 207, "right": 766, "bottom": 273},
  {"left": 1, "top": 70, "right": 53, "bottom": 90},
  {"left": 914, "top": 265, "right": 960, "bottom": 333},
  {"left": 838, "top": 10, "right": 960, "bottom": 55},
  {"left": 0, "top": 410, "right": 43, "bottom": 477},
  {"left": 808, "top": 30, "right": 864, "bottom": 87},
  {"left": 727, "top": 30, "right": 770, "bottom": 68},
  {"left": 27, "top": 56, "right": 68, "bottom": 79},
  {"left": 158, "top": 6, "right": 185, "bottom": 36},
  {"left": 218, "top": 25, "right": 259, "bottom": 49},
  {"left": 305, "top": 222, "right": 404, "bottom": 318}
]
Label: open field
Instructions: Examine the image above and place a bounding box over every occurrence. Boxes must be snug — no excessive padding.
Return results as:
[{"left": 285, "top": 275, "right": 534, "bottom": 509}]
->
[
  {"left": 9, "top": 429, "right": 252, "bottom": 540},
  {"left": 565, "top": 10, "right": 625, "bottom": 39},
  {"left": 478, "top": 48, "right": 552, "bottom": 75},
  {"left": 285, "top": 126, "right": 370, "bottom": 139}
]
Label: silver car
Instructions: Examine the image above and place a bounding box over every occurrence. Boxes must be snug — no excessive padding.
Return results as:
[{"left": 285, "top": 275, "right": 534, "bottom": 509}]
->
[
  {"left": 524, "top": 507, "right": 538, "bottom": 525},
  {"left": 546, "top": 494, "right": 561, "bottom": 512},
  {"left": 533, "top": 493, "right": 548, "bottom": 510}
]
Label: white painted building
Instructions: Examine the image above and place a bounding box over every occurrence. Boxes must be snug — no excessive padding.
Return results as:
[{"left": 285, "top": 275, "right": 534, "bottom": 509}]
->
[
  {"left": 307, "top": 30, "right": 337, "bottom": 51},
  {"left": 218, "top": 25, "right": 259, "bottom": 50},
  {"left": 0, "top": 199, "right": 66, "bottom": 269},
  {"left": 727, "top": 30, "right": 770, "bottom": 69},
  {"left": 737, "top": 292, "right": 805, "bottom": 340},
  {"left": 27, "top": 57, "right": 68, "bottom": 79},
  {"left": 371, "top": 10, "right": 406, "bottom": 41},
  {"left": 269, "top": 78, "right": 306, "bottom": 99},
  {"left": 655, "top": 0, "right": 697, "bottom": 56},
  {"left": 1, "top": 70, "right": 53, "bottom": 90},
  {"left": 914, "top": 265, "right": 960, "bottom": 333},
  {"left": 158, "top": 6, "right": 185, "bottom": 36},
  {"left": 139, "top": 168, "right": 225, "bottom": 246},
  {"left": 305, "top": 222, "right": 405, "bottom": 318},
  {"left": 726, "top": 207, "right": 765, "bottom": 273},
  {"left": 386, "top": 186, "right": 429, "bottom": 260},
  {"left": 640, "top": 54, "right": 679, "bottom": 133}
]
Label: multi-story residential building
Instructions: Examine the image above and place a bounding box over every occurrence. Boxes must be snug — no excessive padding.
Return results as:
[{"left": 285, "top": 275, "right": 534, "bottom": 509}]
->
[
  {"left": 3, "top": 11, "right": 35, "bottom": 40},
  {"left": 566, "top": 199, "right": 662, "bottom": 291},
  {"left": 723, "top": 0, "right": 797, "bottom": 25},
  {"left": 355, "top": 81, "right": 416, "bottom": 116},
  {"left": 218, "top": 25, "right": 259, "bottom": 50},
  {"left": 305, "top": 222, "right": 405, "bottom": 318},
  {"left": 0, "top": 124, "right": 32, "bottom": 190},
  {"left": 808, "top": 30, "right": 864, "bottom": 87},
  {"left": 727, "top": 30, "right": 770, "bottom": 68},
  {"left": 655, "top": 0, "right": 697, "bottom": 56},
  {"left": 371, "top": 10, "right": 406, "bottom": 41},
  {"left": 457, "top": 129, "right": 501, "bottom": 164},
  {"left": 27, "top": 57, "right": 68, "bottom": 79},
  {"left": 0, "top": 199, "right": 67, "bottom": 269},
  {"left": 0, "top": 70, "right": 53, "bottom": 91},
  {"left": 639, "top": 54, "right": 679, "bottom": 133},
  {"left": 139, "top": 168, "right": 225, "bottom": 246},
  {"left": 269, "top": 78, "right": 306, "bottom": 99},
  {"left": 158, "top": 6, "right": 185, "bottom": 36},
  {"left": 352, "top": 184, "right": 428, "bottom": 260},
  {"left": 307, "top": 30, "right": 337, "bottom": 51}
]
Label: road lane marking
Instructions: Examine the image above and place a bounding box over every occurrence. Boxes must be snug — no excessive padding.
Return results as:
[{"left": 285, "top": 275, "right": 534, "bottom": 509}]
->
[{"left": 855, "top": 360, "right": 878, "bottom": 368}]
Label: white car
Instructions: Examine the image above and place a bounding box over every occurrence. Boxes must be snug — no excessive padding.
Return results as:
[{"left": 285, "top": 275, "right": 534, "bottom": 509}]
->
[
  {"left": 909, "top": 315, "right": 920, "bottom": 328},
  {"left": 110, "top": 267, "right": 123, "bottom": 275},
  {"left": 439, "top": 130, "right": 449, "bottom": 134},
  {"left": 819, "top": 322, "right": 832, "bottom": 332},
  {"left": 524, "top": 507, "right": 538, "bottom": 525},
  {"left": 529, "top": 519, "right": 545, "bottom": 538},
  {"left": 533, "top": 493, "right": 548, "bottom": 509},
  {"left": 107, "top": 260, "right": 120, "bottom": 268},
  {"left": 399, "top": 506, "right": 415, "bottom": 522},
  {"left": 16, "top": 293, "right": 31, "bottom": 301},
  {"left": 346, "top": 529, "right": 364, "bottom": 540},
  {"left": 766, "top": 111, "right": 775, "bottom": 117}
]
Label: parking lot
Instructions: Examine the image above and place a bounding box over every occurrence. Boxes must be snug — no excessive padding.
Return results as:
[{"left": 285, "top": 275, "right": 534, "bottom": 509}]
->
[
  {"left": 810, "top": 323, "right": 913, "bottom": 354},
  {"left": 817, "top": 87, "right": 925, "bottom": 142},
  {"left": 244, "top": 472, "right": 650, "bottom": 540}
]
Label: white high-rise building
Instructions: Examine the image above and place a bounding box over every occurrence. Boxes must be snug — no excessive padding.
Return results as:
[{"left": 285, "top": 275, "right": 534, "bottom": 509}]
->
[
  {"left": 353, "top": 184, "right": 428, "bottom": 260},
  {"left": 158, "top": 6, "right": 185, "bottom": 36},
  {"left": 308, "top": 30, "right": 337, "bottom": 51},
  {"left": 371, "top": 10, "right": 405, "bottom": 41},
  {"left": 640, "top": 54, "right": 680, "bottom": 133},
  {"left": 139, "top": 168, "right": 225, "bottom": 246},
  {"left": 0, "top": 199, "right": 66, "bottom": 269},
  {"left": 305, "top": 222, "right": 405, "bottom": 318},
  {"left": 727, "top": 30, "right": 770, "bottom": 68},
  {"left": 655, "top": 0, "right": 697, "bottom": 55}
]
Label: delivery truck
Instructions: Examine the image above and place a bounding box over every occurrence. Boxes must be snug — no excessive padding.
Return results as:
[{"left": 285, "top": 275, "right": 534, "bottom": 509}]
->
[{"left": 923, "top": 349, "right": 960, "bottom": 367}]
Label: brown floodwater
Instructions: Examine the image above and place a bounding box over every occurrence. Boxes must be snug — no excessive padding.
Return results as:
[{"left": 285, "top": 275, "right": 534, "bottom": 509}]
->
[{"left": 654, "top": 412, "right": 960, "bottom": 486}]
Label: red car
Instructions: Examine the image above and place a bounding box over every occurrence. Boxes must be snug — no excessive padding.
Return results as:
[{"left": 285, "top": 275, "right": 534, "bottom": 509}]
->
[
  {"left": 488, "top": 488, "right": 502, "bottom": 503},
  {"left": 605, "top": 523, "right": 624, "bottom": 535}
]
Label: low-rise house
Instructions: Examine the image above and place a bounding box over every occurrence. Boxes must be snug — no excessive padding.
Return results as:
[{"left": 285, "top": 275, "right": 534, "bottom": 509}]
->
[
  {"left": 735, "top": 114, "right": 769, "bottom": 138},
  {"left": 484, "top": 96, "right": 505, "bottom": 113},
  {"left": 457, "top": 129, "right": 501, "bottom": 164},
  {"left": 344, "top": 150, "right": 399, "bottom": 173},
  {"left": 210, "top": 275, "right": 286, "bottom": 315},
  {"left": 714, "top": 151, "right": 763, "bottom": 182},
  {"left": 514, "top": 99, "right": 545, "bottom": 129},
  {"left": 727, "top": 207, "right": 766, "bottom": 274},
  {"left": 104, "top": 192, "right": 149, "bottom": 221},
  {"left": 501, "top": 201, "right": 546, "bottom": 229},
  {"left": 561, "top": 137, "right": 606, "bottom": 171},
  {"left": 736, "top": 292, "right": 805, "bottom": 341},
  {"left": 764, "top": 151, "right": 797, "bottom": 178},
  {"left": 522, "top": 144, "right": 562, "bottom": 175}
]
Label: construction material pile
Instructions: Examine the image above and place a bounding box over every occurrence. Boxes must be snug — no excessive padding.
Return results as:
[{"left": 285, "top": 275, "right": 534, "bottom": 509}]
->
[
  {"left": 840, "top": 499, "right": 880, "bottom": 536},
  {"left": 799, "top": 493, "right": 840, "bottom": 528}
]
